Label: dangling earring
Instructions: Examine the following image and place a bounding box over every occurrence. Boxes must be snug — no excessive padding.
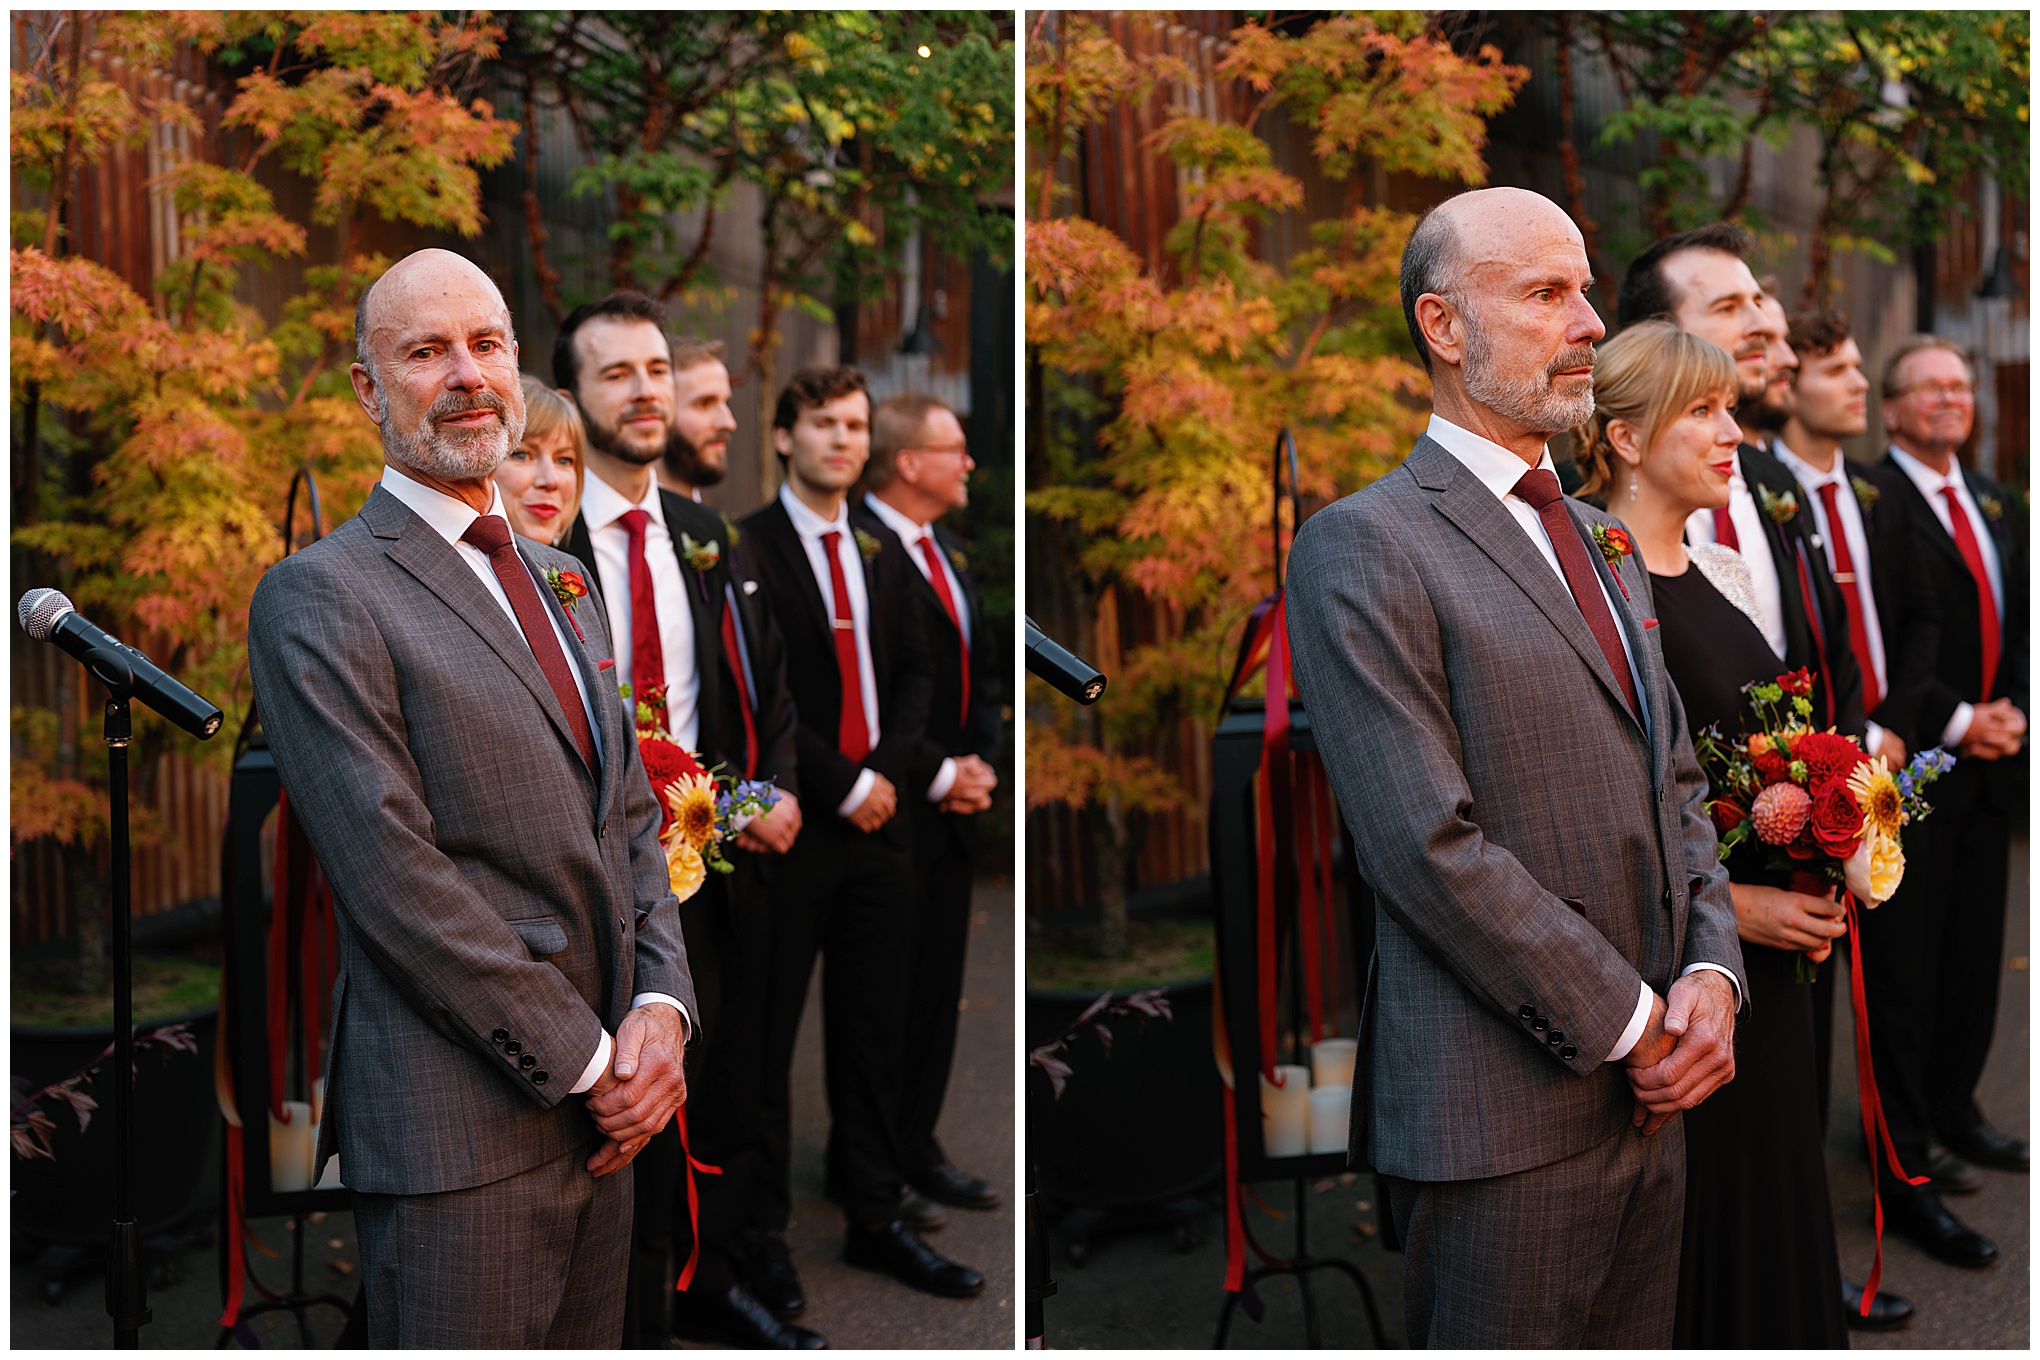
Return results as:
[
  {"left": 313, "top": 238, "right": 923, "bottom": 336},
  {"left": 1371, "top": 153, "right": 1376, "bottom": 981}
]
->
[{"left": 1630, "top": 471, "right": 1639, "bottom": 498}]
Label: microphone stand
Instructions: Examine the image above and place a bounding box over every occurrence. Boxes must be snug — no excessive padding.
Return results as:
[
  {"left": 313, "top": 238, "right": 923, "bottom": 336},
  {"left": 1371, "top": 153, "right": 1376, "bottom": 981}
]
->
[{"left": 86, "top": 646, "right": 152, "bottom": 1347}]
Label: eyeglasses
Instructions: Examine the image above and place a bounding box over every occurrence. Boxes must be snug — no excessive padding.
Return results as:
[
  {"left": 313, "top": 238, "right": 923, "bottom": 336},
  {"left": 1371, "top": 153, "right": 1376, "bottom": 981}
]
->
[{"left": 1889, "top": 380, "right": 1976, "bottom": 401}]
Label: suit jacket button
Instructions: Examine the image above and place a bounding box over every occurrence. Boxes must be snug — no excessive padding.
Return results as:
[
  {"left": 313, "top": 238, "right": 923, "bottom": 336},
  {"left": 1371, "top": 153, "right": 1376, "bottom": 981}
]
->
[
  {"left": 520, "top": 1054, "right": 536, "bottom": 1070},
  {"left": 598, "top": 822, "right": 608, "bottom": 838},
  {"left": 1519, "top": 1004, "right": 1536, "bottom": 1020},
  {"left": 531, "top": 1070, "right": 548, "bottom": 1085},
  {"left": 1533, "top": 1017, "right": 1548, "bottom": 1032},
  {"left": 492, "top": 1028, "right": 509, "bottom": 1044},
  {"left": 1559, "top": 1044, "right": 1578, "bottom": 1060},
  {"left": 1548, "top": 1030, "right": 1566, "bottom": 1045},
  {"left": 505, "top": 1040, "right": 522, "bottom": 1056}
]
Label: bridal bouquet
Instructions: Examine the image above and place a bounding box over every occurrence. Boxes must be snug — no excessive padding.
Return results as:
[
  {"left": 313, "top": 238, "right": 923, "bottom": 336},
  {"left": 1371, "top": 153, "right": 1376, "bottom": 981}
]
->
[
  {"left": 628, "top": 683, "right": 780, "bottom": 903},
  {"left": 1695, "top": 668, "right": 1952, "bottom": 980}
]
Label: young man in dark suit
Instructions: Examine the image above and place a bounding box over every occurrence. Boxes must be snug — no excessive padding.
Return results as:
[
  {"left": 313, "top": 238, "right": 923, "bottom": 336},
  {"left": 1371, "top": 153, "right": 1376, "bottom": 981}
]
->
[
  {"left": 857, "top": 393, "right": 1003, "bottom": 1216},
  {"left": 1852, "top": 335, "right": 2028, "bottom": 1269},
  {"left": 554, "top": 295, "right": 817, "bottom": 1348},
  {"left": 737, "top": 365, "right": 986, "bottom": 1302}
]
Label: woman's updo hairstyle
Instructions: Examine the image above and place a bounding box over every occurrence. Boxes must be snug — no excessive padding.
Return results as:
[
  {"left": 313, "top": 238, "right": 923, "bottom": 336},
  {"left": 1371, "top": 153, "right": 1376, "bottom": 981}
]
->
[{"left": 1569, "top": 319, "right": 1738, "bottom": 498}]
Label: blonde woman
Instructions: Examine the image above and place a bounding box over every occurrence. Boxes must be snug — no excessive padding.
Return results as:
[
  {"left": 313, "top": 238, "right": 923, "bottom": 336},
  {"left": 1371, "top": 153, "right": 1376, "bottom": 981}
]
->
[
  {"left": 1574, "top": 318, "right": 1850, "bottom": 1348},
  {"left": 493, "top": 375, "right": 587, "bottom": 545}
]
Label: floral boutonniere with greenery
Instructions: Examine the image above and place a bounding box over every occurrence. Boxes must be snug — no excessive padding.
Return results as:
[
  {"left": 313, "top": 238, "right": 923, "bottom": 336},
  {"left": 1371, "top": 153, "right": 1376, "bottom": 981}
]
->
[
  {"left": 1850, "top": 475, "right": 1880, "bottom": 514},
  {"left": 543, "top": 566, "right": 588, "bottom": 641},
  {"left": 719, "top": 510, "right": 742, "bottom": 547},
  {"left": 1756, "top": 484, "right": 1799, "bottom": 525},
  {"left": 679, "top": 532, "right": 721, "bottom": 574},
  {"left": 946, "top": 545, "right": 969, "bottom": 577},
  {"left": 854, "top": 527, "right": 883, "bottom": 565},
  {"left": 1977, "top": 494, "right": 2005, "bottom": 525},
  {"left": 1589, "top": 523, "right": 1633, "bottom": 600}
]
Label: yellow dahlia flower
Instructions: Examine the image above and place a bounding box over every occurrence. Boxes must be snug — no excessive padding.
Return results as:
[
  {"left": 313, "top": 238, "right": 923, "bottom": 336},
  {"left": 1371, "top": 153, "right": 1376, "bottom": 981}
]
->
[
  {"left": 1844, "top": 827, "right": 1905, "bottom": 907},
  {"left": 665, "top": 772, "right": 720, "bottom": 850}
]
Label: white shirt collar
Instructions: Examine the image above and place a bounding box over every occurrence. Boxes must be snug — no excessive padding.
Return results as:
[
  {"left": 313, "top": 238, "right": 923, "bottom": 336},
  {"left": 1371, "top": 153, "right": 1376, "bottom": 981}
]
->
[
  {"left": 1425, "top": 413, "right": 1556, "bottom": 502},
  {"left": 862, "top": 492, "right": 931, "bottom": 547},
  {"left": 778, "top": 481, "right": 850, "bottom": 541},
  {"left": 379, "top": 464, "right": 506, "bottom": 546},
  {"left": 580, "top": 467, "right": 665, "bottom": 534},
  {"left": 1774, "top": 440, "right": 1845, "bottom": 489},
  {"left": 1888, "top": 444, "right": 1962, "bottom": 497}
]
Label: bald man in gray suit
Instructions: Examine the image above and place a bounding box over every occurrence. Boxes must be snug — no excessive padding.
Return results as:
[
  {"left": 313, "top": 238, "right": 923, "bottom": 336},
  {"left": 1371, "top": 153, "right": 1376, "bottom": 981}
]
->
[
  {"left": 248, "top": 250, "right": 695, "bottom": 1347},
  {"left": 1286, "top": 190, "right": 1746, "bottom": 1347}
]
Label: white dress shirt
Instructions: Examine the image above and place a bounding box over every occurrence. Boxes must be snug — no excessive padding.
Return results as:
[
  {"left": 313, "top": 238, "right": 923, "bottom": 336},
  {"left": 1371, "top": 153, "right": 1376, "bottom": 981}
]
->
[
  {"left": 1684, "top": 458, "right": 1787, "bottom": 660},
  {"left": 377, "top": 467, "right": 686, "bottom": 1093},
  {"left": 864, "top": 493, "right": 963, "bottom": 803},
  {"left": 1427, "top": 417, "right": 1738, "bottom": 1061},
  {"left": 1776, "top": 442, "right": 1890, "bottom": 755},
  {"left": 579, "top": 471, "right": 700, "bottom": 753},
  {"left": 778, "top": 484, "right": 882, "bottom": 817},
  {"left": 1890, "top": 445, "right": 2007, "bottom": 746}
]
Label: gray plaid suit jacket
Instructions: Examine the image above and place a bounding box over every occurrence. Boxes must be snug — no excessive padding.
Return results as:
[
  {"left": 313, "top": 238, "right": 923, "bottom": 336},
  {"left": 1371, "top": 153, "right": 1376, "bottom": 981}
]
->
[
  {"left": 248, "top": 483, "right": 695, "bottom": 1196},
  {"left": 1287, "top": 436, "right": 1744, "bottom": 1184}
]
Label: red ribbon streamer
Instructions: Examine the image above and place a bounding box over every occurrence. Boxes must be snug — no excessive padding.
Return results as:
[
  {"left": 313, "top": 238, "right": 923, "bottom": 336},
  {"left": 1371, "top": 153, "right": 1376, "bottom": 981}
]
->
[
  {"left": 1843, "top": 892, "right": 1928, "bottom": 1316},
  {"left": 1212, "top": 968, "right": 1246, "bottom": 1293},
  {"left": 1256, "top": 596, "right": 1292, "bottom": 1085},
  {"left": 672, "top": 1103, "right": 723, "bottom": 1293}
]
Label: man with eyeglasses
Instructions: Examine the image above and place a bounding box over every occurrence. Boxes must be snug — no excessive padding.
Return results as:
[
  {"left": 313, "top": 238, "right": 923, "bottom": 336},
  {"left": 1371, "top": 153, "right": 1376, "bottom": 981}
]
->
[{"left": 1852, "top": 335, "right": 2028, "bottom": 1270}]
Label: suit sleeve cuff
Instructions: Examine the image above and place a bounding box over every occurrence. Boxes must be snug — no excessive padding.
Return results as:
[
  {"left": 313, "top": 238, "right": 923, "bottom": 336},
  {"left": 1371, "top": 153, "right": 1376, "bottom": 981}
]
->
[
  {"left": 630, "top": 991, "right": 693, "bottom": 1043},
  {"left": 1681, "top": 961, "right": 1744, "bottom": 1012},
  {"left": 571, "top": 1029, "right": 613, "bottom": 1094},
  {"left": 926, "top": 756, "right": 958, "bottom": 803},
  {"left": 1942, "top": 701, "right": 1975, "bottom": 747},
  {"left": 836, "top": 767, "right": 877, "bottom": 819},
  {"left": 1605, "top": 980, "right": 1653, "bottom": 1063}
]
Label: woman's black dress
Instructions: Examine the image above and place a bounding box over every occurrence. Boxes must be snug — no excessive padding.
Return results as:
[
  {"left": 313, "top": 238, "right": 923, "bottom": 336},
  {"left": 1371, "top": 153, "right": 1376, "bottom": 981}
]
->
[{"left": 1653, "top": 560, "right": 1849, "bottom": 1350}]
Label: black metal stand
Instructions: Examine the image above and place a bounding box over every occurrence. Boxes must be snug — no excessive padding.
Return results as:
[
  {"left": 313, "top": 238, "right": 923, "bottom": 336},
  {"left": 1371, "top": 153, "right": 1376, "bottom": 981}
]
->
[
  {"left": 1213, "top": 1176, "right": 1384, "bottom": 1348},
  {"left": 1024, "top": 1102, "right": 1055, "bottom": 1347},
  {"left": 215, "top": 1211, "right": 352, "bottom": 1349}
]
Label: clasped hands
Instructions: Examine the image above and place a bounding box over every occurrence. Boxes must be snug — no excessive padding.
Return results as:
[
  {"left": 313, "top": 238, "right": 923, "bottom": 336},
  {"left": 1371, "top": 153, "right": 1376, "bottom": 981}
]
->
[
  {"left": 1959, "top": 698, "right": 2026, "bottom": 761},
  {"left": 1624, "top": 970, "right": 1737, "bottom": 1137},
  {"left": 584, "top": 1001, "right": 688, "bottom": 1177}
]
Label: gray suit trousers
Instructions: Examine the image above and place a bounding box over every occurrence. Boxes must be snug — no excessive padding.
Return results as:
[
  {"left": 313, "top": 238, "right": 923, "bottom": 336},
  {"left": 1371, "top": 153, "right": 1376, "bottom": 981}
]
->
[
  {"left": 353, "top": 1146, "right": 631, "bottom": 1348},
  {"left": 1385, "top": 1120, "right": 1685, "bottom": 1349}
]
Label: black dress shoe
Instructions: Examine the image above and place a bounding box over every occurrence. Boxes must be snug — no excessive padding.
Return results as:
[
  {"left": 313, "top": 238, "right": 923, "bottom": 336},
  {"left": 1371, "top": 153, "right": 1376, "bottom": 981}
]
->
[
  {"left": 1883, "top": 1182, "right": 1998, "bottom": 1268},
  {"left": 739, "top": 1233, "right": 807, "bottom": 1321},
  {"left": 1925, "top": 1145, "right": 1983, "bottom": 1194},
  {"left": 843, "top": 1220, "right": 986, "bottom": 1298},
  {"left": 1944, "top": 1123, "right": 2029, "bottom": 1173},
  {"left": 1841, "top": 1278, "right": 1914, "bottom": 1331},
  {"left": 897, "top": 1187, "right": 945, "bottom": 1232},
  {"left": 912, "top": 1161, "right": 1002, "bottom": 1211},
  {"left": 672, "top": 1285, "right": 829, "bottom": 1349}
]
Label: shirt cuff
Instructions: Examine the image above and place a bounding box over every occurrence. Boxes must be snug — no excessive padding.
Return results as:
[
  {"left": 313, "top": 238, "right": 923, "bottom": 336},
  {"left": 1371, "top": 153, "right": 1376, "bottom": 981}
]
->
[
  {"left": 836, "top": 767, "right": 878, "bottom": 818},
  {"left": 1865, "top": 720, "right": 1886, "bottom": 754},
  {"left": 1682, "top": 961, "right": 1743, "bottom": 1011},
  {"left": 571, "top": 1030, "right": 613, "bottom": 1094},
  {"left": 630, "top": 992, "right": 692, "bottom": 1043},
  {"left": 926, "top": 756, "right": 958, "bottom": 803},
  {"left": 1606, "top": 980, "right": 1654, "bottom": 1063},
  {"left": 1942, "top": 701, "right": 1975, "bottom": 748}
]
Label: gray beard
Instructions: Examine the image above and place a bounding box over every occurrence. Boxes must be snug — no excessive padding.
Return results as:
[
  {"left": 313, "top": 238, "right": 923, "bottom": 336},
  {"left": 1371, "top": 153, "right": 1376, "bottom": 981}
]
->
[
  {"left": 1461, "top": 314, "right": 1597, "bottom": 434},
  {"left": 382, "top": 387, "right": 522, "bottom": 480}
]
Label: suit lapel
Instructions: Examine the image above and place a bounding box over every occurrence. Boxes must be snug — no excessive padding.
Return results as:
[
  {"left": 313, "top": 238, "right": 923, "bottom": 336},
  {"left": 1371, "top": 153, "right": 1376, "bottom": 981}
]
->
[
  {"left": 518, "top": 537, "right": 619, "bottom": 809},
  {"left": 1415, "top": 442, "right": 1642, "bottom": 733},
  {"left": 756, "top": 502, "right": 833, "bottom": 651},
  {"left": 660, "top": 495, "right": 722, "bottom": 755}
]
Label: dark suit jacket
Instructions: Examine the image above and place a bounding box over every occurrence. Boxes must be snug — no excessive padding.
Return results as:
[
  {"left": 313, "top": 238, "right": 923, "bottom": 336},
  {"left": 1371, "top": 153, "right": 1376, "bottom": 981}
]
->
[
  {"left": 864, "top": 508, "right": 1003, "bottom": 861},
  {"left": 563, "top": 492, "right": 800, "bottom": 800},
  {"left": 1741, "top": 444, "right": 1867, "bottom": 739},
  {"left": 1871, "top": 453, "right": 2028, "bottom": 809},
  {"left": 735, "top": 496, "right": 934, "bottom": 850},
  {"left": 247, "top": 485, "right": 694, "bottom": 1196},
  {"left": 1840, "top": 460, "right": 1941, "bottom": 749}
]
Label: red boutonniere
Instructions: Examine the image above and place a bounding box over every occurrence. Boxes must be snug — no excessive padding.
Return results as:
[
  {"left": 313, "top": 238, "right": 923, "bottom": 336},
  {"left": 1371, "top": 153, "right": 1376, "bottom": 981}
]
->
[
  {"left": 1590, "top": 524, "right": 1633, "bottom": 599},
  {"left": 544, "top": 566, "right": 588, "bottom": 641}
]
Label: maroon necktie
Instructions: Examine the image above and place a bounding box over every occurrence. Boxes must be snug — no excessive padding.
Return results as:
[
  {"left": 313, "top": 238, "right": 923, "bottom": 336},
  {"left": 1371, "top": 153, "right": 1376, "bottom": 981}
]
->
[
  {"left": 1511, "top": 470, "right": 1640, "bottom": 718},
  {"left": 460, "top": 515, "right": 597, "bottom": 771},
  {"left": 1814, "top": 480, "right": 1883, "bottom": 714},
  {"left": 1941, "top": 487, "right": 2001, "bottom": 700},
  {"left": 719, "top": 605, "right": 759, "bottom": 778},
  {"left": 1712, "top": 505, "right": 1739, "bottom": 550},
  {"left": 917, "top": 535, "right": 970, "bottom": 726},
  {"left": 820, "top": 530, "right": 872, "bottom": 762},
  {"left": 618, "top": 508, "right": 666, "bottom": 711}
]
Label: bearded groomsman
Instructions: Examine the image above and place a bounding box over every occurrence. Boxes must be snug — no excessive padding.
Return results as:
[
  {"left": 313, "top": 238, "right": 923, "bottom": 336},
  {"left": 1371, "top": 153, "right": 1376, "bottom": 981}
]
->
[
  {"left": 553, "top": 295, "right": 817, "bottom": 1348},
  {"left": 856, "top": 393, "right": 1003, "bottom": 1216},
  {"left": 738, "top": 365, "right": 986, "bottom": 1303},
  {"left": 1850, "top": 335, "right": 2028, "bottom": 1270}
]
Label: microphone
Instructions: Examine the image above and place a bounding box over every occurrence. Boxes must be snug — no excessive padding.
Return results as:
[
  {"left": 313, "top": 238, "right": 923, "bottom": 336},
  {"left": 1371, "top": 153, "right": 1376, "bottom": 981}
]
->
[
  {"left": 1024, "top": 617, "right": 1106, "bottom": 705},
  {"left": 18, "top": 589, "right": 224, "bottom": 739}
]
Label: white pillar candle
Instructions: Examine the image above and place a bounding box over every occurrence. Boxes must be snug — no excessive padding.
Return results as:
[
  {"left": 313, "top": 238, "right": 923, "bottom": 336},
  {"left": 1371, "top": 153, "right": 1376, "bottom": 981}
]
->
[
  {"left": 1259, "top": 1064, "right": 1311, "bottom": 1158},
  {"left": 1309, "top": 1084, "right": 1352, "bottom": 1154},
  {"left": 1311, "top": 1037, "right": 1358, "bottom": 1089},
  {"left": 268, "top": 1100, "right": 314, "bottom": 1192}
]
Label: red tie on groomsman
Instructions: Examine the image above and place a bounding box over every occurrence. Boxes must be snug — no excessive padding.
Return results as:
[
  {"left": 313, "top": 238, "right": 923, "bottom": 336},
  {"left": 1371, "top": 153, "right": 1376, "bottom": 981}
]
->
[
  {"left": 1713, "top": 505, "right": 1739, "bottom": 551},
  {"left": 917, "top": 534, "right": 969, "bottom": 727},
  {"left": 1815, "top": 480, "right": 1883, "bottom": 715},
  {"left": 619, "top": 508, "right": 666, "bottom": 709},
  {"left": 820, "top": 530, "right": 872, "bottom": 762},
  {"left": 460, "top": 515, "right": 598, "bottom": 771},
  {"left": 719, "top": 605, "right": 759, "bottom": 779},
  {"left": 1941, "top": 486, "right": 2001, "bottom": 701}
]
